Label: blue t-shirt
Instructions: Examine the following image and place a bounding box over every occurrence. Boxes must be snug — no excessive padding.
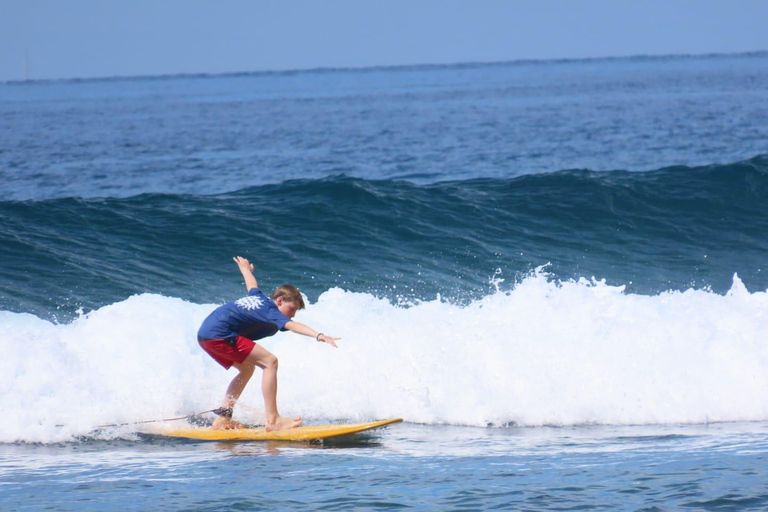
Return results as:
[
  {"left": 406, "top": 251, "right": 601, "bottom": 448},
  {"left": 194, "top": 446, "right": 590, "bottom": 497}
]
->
[{"left": 198, "top": 288, "right": 291, "bottom": 341}]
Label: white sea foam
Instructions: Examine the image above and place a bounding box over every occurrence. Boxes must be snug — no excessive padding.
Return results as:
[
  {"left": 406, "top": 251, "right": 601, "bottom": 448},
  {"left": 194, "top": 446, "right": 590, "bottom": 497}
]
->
[{"left": 2, "top": 272, "right": 768, "bottom": 443}]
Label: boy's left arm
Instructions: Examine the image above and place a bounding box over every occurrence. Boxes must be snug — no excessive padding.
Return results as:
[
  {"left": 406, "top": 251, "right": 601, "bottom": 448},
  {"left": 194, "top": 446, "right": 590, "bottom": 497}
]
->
[
  {"left": 233, "top": 256, "right": 259, "bottom": 291},
  {"left": 285, "top": 321, "right": 340, "bottom": 348}
]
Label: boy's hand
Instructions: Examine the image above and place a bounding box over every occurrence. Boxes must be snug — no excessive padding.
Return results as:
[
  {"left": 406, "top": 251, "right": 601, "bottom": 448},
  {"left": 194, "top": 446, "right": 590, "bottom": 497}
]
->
[
  {"left": 233, "top": 256, "right": 254, "bottom": 273},
  {"left": 233, "top": 256, "right": 259, "bottom": 290},
  {"left": 317, "top": 334, "right": 340, "bottom": 348}
]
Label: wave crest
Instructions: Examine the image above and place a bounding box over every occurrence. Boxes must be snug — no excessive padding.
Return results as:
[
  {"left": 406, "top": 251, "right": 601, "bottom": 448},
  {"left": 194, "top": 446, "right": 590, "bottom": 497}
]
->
[{"left": 2, "top": 271, "right": 767, "bottom": 443}]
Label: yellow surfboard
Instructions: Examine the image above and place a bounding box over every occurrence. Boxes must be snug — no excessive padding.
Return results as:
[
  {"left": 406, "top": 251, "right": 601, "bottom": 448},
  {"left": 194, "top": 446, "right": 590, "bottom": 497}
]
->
[{"left": 158, "top": 418, "right": 403, "bottom": 442}]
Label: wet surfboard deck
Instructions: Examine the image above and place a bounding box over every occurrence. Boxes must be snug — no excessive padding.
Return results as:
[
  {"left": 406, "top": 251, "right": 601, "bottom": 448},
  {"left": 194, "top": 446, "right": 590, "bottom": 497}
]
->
[{"left": 157, "top": 418, "right": 403, "bottom": 442}]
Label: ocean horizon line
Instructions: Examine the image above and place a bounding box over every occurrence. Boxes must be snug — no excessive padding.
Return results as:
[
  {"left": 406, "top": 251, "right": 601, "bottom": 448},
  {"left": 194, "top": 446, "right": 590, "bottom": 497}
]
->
[{"left": 3, "top": 49, "right": 767, "bottom": 87}]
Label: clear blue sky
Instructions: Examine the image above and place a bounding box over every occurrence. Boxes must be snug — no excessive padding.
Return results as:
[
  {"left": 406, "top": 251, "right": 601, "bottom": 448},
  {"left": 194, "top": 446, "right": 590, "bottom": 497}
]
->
[{"left": 1, "top": 0, "right": 767, "bottom": 81}]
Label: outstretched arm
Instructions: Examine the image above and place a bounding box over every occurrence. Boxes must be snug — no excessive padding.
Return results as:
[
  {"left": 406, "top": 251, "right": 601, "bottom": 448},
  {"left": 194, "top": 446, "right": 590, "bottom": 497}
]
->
[
  {"left": 284, "top": 321, "right": 340, "bottom": 348},
  {"left": 233, "top": 256, "right": 258, "bottom": 291}
]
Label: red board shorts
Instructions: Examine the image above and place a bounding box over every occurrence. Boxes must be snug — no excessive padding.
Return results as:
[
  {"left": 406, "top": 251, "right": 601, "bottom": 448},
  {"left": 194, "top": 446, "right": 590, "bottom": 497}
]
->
[{"left": 199, "top": 336, "right": 255, "bottom": 369}]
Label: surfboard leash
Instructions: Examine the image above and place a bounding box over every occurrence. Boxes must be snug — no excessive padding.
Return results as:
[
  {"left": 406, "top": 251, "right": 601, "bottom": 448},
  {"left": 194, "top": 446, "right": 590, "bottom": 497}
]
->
[
  {"left": 54, "top": 408, "right": 246, "bottom": 429},
  {"left": 93, "top": 409, "right": 218, "bottom": 428},
  {"left": 53, "top": 409, "right": 219, "bottom": 429}
]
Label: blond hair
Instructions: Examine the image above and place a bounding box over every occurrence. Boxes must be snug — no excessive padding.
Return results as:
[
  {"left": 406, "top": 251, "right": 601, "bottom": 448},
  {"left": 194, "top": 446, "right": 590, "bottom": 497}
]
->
[{"left": 271, "top": 284, "right": 305, "bottom": 310}]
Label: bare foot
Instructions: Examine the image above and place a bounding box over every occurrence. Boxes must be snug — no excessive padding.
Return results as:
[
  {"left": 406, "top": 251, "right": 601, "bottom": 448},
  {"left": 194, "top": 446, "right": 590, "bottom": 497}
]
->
[
  {"left": 212, "top": 416, "right": 250, "bottom": 430},
  {"left": 265, "top": 415, "right": 302, "bottom": 432}
]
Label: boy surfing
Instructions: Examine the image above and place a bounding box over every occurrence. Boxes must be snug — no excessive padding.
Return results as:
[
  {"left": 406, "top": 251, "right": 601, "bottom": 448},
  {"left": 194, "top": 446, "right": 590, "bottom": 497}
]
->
[{"left": 198, "top": 256, "right": 339, "bottom": 431}]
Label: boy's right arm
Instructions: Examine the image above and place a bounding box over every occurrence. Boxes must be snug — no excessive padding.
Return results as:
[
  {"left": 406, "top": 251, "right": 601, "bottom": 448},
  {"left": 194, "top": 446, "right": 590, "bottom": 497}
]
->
[
  {"left": 284, "top": 321, "right": 340, "bottom": 348},
  {"left": 233, "top": 256, "right": 259, "bottom": 291}
]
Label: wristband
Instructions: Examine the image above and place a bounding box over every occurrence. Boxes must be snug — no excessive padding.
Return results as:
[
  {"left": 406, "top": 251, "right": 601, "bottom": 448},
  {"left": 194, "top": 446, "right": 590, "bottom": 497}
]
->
[{"left": 316, "top": 333, "right": 324, "bottom": 342}]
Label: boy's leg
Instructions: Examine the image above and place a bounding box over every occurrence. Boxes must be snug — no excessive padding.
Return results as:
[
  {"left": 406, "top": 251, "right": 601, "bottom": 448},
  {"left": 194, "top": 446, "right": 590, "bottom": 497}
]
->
[
  {"left": 223, "top": 363, "right": 255, "bottom": 408},
  {"left": 241, "top": 342, "right": 302, "bottom": 432},
  {"left": 212, "top": 363, "right": 255, "bottom": 430}
]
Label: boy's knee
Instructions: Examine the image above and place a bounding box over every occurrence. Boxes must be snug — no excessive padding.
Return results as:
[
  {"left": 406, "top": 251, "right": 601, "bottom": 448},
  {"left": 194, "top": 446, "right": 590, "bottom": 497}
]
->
[{"left": 264, "top": 354, "right": 278, "bottom": 369}]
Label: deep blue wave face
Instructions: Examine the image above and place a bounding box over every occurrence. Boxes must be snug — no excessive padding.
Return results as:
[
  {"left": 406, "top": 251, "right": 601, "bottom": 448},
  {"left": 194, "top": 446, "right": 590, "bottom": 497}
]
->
[
  {"left": 2, "top": 54, "right": 768, "bottom": 319},
  {"left": 1, "top": 155, "right": 766, "bottom": 319}
]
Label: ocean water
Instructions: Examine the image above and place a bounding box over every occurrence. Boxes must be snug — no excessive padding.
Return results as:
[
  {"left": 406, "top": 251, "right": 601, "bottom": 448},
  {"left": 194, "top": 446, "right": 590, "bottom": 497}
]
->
[{"left": 2, "top": 52, "right": 768, "bottom": 510}]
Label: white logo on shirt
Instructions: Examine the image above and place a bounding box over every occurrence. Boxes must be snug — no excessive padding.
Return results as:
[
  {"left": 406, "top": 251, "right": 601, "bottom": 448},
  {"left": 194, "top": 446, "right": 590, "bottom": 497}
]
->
[{"left": 235, "top": 295, "right": 265, "bottom": 311}]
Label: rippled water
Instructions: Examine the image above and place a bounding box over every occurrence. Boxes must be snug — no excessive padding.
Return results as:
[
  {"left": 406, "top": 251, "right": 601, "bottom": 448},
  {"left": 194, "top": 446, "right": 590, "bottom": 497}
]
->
[{"left": 3, "top": 422, "right": 768, "bottom": 510}]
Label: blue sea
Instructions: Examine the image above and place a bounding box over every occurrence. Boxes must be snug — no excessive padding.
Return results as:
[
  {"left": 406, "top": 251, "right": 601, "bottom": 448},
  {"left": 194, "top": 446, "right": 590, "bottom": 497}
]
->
[{"left": 2, "top": 52, "right": 768, "bottom": 510}]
